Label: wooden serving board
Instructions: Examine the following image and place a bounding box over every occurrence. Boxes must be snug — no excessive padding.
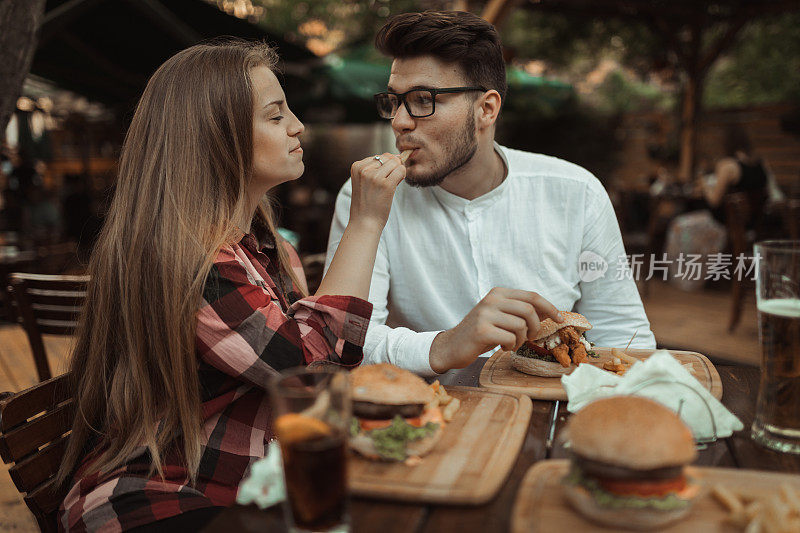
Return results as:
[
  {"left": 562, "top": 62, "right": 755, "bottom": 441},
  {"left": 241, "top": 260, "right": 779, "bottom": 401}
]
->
[
  {"left": 512, "top": 459, "right": 800, "bottom": 532},
  {"left": 349, "top": 386, "right": 532, "bottom": 505},
  {"left": 479, "top": 348, "right": 722, "bottom": 401}
]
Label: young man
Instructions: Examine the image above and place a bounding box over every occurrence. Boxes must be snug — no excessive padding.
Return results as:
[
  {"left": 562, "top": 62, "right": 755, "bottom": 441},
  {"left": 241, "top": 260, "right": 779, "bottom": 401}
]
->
[{"left": 325, "top": 11, "right": 655, "bottom": 376}]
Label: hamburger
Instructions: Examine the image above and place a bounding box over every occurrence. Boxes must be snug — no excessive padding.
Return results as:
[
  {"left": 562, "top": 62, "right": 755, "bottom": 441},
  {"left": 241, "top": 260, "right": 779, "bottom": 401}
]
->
[
  {"left": 511, "top": 311, "right": 593, "bottom": 377},
  {"left": 349, "top": 364, "right": 445, "bottom": 461},
  {"left": 562, "top": 396, "right": 700, "bottom": 530}
]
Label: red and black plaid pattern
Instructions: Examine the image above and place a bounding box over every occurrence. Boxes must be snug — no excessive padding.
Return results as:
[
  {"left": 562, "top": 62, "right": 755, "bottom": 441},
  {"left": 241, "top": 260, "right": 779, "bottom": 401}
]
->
[{"left": 60, "top": 234, "right": 370, "bottom": 531}]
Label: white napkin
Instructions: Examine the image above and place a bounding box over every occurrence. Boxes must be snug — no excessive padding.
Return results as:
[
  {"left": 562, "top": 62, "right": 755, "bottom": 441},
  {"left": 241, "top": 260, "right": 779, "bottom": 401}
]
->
[
  {"left": 561, "top": 350, "right": 743, "bottom": 441},
  {"left": 236, "top": 440, "right": 286, "bottom": 509}
]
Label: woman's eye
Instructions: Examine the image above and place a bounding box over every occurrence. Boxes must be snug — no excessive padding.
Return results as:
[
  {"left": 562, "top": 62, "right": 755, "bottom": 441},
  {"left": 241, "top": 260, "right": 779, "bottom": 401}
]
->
[{"left": 271, "top": 116, "right": 284, "bottom": 122}]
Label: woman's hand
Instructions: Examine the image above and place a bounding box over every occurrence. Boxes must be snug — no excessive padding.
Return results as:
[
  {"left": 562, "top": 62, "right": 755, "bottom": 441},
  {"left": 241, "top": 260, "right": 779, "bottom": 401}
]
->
[
  {"left": 348, "top": 152, "right": 407, "bottom": 230},
  {"left": 315, "top": 151, "right": 409, "bottom": 299}
]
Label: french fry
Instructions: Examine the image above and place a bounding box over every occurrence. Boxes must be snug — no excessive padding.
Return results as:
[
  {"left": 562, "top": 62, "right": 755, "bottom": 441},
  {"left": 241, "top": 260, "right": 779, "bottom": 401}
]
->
[
  {"left": 764, "top": 498, "right": 789, "bottom": 533},
  {"left": 610, "top": 348, "right": 639, "bottom": 365},
  {"left": 744, "top": 501, "right": 764, "bottom": 520},
  {"left": 712, "top": 484, "right": 744, "bottom": 515},
  {"left": 712, "top": 483, "right": 800, "bottom": 533},
  {"left": 428, "top": 382, "right": 460, "bottom": 421},
  {"left": 399, "top": 149, "right": 412, "bottom": 163},
  {"left": 442, "top": 398, "right": 460, "bottom": 422},
  {"left": 779, "top": 484, "right": 798, "bottom": 510},
  {"left": 744, "top": 516, "right": 762, "bottom": 533}
]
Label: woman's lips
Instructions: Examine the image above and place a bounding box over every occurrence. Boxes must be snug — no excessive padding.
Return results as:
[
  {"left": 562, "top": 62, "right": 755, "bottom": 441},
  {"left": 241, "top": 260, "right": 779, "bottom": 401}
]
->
[{"left": 290, "top": 145, "right": 303, "bottom": 154}]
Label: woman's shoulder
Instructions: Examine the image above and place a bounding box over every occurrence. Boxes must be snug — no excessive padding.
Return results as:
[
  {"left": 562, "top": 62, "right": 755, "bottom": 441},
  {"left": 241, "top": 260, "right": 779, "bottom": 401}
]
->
[{"left": 715, "top": 157, "right": 741, "bottom": 184}]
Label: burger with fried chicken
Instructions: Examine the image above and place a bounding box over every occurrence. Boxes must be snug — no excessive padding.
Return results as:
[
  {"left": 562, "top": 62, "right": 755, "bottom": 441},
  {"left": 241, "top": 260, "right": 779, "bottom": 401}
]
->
[
  {"left": 511, "top": 311, "right": 593, "bottom": 377},
  {"left": 562, "top": 396, "right": 700, "bottom": 530},
  {"left": 349, "top": 364, "right": 445, "bottom": 461}
]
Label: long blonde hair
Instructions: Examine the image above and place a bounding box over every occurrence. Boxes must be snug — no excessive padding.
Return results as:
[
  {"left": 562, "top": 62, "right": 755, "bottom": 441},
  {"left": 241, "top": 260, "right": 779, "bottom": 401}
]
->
[{"left": 57, "top": 40, "right": 304, "bottom": 487}]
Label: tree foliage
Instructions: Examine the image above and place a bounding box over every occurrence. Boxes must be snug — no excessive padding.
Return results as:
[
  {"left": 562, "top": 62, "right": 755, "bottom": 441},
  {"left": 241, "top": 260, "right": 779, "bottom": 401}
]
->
[{"left": 704, "top": 12, "right": 800, "bottom": 107}]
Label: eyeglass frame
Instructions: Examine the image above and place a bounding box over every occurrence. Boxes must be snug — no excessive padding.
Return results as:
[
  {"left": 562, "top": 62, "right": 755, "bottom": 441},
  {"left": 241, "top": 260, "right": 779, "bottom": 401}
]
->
[{"left": 373, "top": 86, "right": 487, "bottom": 119}]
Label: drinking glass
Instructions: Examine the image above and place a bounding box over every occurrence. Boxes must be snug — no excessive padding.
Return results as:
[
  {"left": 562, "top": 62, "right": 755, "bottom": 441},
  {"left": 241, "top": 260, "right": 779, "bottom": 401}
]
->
[
  {"left": 752, "top": 240, "right": 800, "bottom": 453},
  {"left": 270, "top": 367, "right": 351, "bottom": 532}
]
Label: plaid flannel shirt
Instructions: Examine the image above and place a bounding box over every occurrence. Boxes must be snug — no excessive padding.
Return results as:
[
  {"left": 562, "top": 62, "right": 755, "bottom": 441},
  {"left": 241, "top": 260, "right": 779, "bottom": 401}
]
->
[{"left": 59, "top": 232, "right": 371, "bottom": 532}]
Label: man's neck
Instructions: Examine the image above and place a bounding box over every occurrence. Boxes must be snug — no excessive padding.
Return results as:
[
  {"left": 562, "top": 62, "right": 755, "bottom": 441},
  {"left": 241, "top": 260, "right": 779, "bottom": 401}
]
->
[{"left": 438, "top": 141, "right": 506, "bottom": 201}]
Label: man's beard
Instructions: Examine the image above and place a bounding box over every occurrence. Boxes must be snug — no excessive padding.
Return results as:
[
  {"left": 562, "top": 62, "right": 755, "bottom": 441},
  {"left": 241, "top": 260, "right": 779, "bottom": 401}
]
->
[{"left": 405, "top": 112, "right": 477, "bottom": 188}]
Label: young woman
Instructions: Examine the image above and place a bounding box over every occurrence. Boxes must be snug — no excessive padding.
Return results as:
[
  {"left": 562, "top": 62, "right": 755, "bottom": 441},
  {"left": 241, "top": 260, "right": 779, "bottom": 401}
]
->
[{"left": 56, "top": 40, "right": 406, "bottom": 531}]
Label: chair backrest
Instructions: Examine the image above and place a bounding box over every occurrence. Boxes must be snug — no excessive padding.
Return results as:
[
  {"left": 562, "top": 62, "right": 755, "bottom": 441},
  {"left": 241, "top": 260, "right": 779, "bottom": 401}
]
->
[
  {"left": 0, "top": 373, "right": 75, "bottom": 533},
  {"left": 783, "top": 199, "right": 800, "bottom": 240},
  {"left": 7, "top": 273, "right": 89, "bottom": 382},
  {"left": 724, "top": 192, "right": 751, "bottom": 257}
]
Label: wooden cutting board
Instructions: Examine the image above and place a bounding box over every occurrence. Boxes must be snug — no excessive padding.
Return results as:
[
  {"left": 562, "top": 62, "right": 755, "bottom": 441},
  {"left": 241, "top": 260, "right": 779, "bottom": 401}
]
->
[
  {"left": 512, "top": 460, "right": 800, "bottom": 532},
  {"left": 479, "top": 348, "right": 722, "bottom": 401},
  {"left": 349, "top": 386, "right": 532, "bottom": 505}
]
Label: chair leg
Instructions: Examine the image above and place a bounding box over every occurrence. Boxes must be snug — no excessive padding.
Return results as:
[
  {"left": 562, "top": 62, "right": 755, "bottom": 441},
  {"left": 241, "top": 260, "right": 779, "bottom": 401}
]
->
[
  {"left": 23, "top": 328, "right": 52, "bottom": 382},
  {"left": 728, "top": 277, "right": 744, "bottom": 332}
]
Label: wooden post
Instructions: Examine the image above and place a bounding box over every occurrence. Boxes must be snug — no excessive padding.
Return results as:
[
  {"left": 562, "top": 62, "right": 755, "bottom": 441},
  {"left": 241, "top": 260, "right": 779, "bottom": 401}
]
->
[
  {"left": 678, "top": 71, "right": 702, "bottom": 182},
  {"left": 482, "top": 0, "right": 522, "bottom": 28}
]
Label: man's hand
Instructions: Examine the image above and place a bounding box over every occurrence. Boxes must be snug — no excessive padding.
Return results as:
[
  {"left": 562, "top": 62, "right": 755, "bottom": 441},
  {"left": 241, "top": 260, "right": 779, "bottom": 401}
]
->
[{"left": 429, "top": 288, "right": 563, "bottom": 373}]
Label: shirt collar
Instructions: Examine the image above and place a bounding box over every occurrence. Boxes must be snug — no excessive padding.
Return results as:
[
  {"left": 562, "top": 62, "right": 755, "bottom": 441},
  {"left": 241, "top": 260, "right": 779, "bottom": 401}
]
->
[{"left": 239, "top": 225, "right": 276, "bottom": 255}]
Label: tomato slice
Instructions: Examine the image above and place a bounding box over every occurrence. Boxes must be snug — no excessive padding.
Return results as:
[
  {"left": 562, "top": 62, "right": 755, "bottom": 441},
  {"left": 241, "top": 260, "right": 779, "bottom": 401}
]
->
[
  {"left": 598, "top": 475, "right": 687, "bottom": 497},
  {"left": 358, "top": 419, "right": 393, "bottom": 431},
  {"left": 521, "top": 341, "right": 551, "bottom": 357},
  {"left": 358, "top": 406, "right": 442, "bottom": 432}
]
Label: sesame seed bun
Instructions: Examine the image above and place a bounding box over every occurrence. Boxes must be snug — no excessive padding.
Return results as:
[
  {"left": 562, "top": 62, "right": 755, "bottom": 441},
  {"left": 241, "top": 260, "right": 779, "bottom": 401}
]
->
[
  {"left": 350, "top": 363, "right": 435, "bottom": 406},
  {"left": 534, "top": 311, "right": 592, "bottom": 342},
  {"left": 565, "top": 396, "right": 697, "bottom": 470}
]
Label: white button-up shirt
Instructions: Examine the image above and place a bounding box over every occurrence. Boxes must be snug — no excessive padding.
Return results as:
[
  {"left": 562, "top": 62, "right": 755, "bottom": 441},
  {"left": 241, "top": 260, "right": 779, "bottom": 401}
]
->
[{"left": 325, "top": 143, "right": 656, "bottom": 376}]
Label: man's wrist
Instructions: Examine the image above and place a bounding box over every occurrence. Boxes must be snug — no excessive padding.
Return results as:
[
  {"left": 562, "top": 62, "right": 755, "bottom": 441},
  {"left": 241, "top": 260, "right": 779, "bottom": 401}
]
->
[{"left": 429, "top": 329, "right": 452, "bottom": 374}]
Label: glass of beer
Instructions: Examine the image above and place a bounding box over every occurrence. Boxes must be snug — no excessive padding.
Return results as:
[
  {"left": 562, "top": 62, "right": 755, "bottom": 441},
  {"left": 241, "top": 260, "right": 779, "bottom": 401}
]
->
[
  {"left": 752, "top": 240, "right": 800, "bottom": 453},
  {"left": 270, "top": 367, "right": 350, "bottom": 532}
]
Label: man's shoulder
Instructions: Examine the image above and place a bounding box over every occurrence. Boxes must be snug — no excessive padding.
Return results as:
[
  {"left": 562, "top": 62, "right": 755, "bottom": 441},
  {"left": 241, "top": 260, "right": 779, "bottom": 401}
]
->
[{"left": 500, "top": 145, "right": 602, "bottom": 190}]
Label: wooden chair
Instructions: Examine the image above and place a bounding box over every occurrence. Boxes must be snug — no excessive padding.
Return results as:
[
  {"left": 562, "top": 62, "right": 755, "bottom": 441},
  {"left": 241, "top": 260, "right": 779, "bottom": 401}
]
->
[
  {"left": 7, "top": 274, "right": 88, "bottom": 382},
  {"left": 782, "top": 199, "right": 800, "bottom": 240},
  {"left": 724, "top": 193, "right": 752, "bottom": 332},
  {"left": 0, "top": 373, "right": 75, "bottom": 532}
]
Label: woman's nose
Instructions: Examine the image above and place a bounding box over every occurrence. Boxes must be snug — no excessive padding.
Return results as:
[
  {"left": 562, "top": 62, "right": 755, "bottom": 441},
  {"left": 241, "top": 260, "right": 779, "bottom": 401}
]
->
[{"left": 288, "top": 110, "right": 304, "bottom": 136}]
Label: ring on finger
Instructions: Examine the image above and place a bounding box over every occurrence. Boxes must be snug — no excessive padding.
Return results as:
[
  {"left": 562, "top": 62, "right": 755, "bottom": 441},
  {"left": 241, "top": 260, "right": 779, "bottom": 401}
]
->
[{"left": 374, "top": 155, "right": 385, "bottom": 166}]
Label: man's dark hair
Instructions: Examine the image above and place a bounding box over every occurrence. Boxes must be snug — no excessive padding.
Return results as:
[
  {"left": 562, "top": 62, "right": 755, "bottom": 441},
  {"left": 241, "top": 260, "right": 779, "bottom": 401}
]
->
[{"left": 375, "top": 11, "right": 507, "bottom": 101}]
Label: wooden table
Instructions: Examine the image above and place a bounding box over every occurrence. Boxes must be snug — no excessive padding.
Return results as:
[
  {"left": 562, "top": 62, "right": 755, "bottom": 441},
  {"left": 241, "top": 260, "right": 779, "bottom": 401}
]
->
[{"left": 205, "top": 359, "right": 800, "bottom": 533}]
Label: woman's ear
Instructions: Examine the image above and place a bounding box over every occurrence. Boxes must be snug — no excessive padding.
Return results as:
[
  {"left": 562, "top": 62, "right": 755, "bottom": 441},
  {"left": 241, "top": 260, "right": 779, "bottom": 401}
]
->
[{"left": 476, "top": 90, "right": 502, "bottom": 131}]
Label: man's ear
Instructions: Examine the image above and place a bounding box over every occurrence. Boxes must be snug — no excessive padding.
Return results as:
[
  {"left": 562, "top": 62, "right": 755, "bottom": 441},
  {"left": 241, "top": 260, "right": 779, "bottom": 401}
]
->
[{"left": 476, "top": 90, "right": 502, "bottom": 130}]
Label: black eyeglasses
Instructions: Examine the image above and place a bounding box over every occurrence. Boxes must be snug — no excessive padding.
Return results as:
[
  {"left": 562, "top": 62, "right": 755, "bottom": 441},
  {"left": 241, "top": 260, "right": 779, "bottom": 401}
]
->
[{"left": 374, "top": 86, "right": 487, "bottom": 119}]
